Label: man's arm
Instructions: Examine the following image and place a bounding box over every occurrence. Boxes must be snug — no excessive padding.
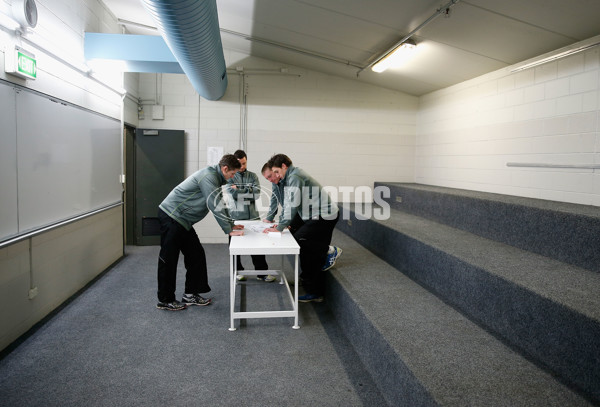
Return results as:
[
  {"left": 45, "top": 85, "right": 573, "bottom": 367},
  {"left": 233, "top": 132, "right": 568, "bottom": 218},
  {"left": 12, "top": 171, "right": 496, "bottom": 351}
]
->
[
  {"left": 265, "top": 191, "right": 279, "bottom": 222},
  {"left": 225, "top": 178, "right": 239, "bottom": 199},
  {"left": 200, "top": 176, "right": 234, "bottom": 234},
  {"left": 248, "top": 172, "right": 261, "bottom": 201},
  {"left": 277, "top": 175, "right": 303, "bottom": 232}
]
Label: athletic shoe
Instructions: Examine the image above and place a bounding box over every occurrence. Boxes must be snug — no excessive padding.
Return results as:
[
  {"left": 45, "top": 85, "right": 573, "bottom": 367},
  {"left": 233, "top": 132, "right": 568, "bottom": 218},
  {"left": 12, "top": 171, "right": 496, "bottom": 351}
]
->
[
  {"left": 298, "top": 293, "right": 324, "bottom": 303},
  {"left": 236, "top": 275, "right": 246, "bottom": 281},
  {"left": 182, "top": 293, "right": 212, "bottom": 306},
  {"left": 156, "top": 300, "right": 187, "bottom": 311},
  {"left": 322, "top": 246, "right": 343, "bottom": 271},
  {"left": 257, "top": 275, "right": 277, "bottom": 282}
]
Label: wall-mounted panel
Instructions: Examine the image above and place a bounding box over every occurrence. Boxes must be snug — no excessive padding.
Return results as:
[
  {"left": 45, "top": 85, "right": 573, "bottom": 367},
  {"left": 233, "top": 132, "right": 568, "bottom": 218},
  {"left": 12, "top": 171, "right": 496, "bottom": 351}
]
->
[
  {"left": 0, "top": 79, "right": 122, "bottom": 242},
  {"left": 0, "top": 83, "right": 19, "bottom": 240}
]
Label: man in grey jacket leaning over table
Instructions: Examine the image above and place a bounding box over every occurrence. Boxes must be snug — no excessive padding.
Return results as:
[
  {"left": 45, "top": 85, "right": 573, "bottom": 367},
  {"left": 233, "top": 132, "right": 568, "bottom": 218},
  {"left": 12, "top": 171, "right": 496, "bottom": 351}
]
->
[
  {"left": 263, "top": 154, "right": 340, "bottom": 303},
  {"left": 156, "top": 154, "right": 244, "bottom": 311},
  {"left": 261, "top": 161, "right": 343, "bottom": 274},
  {"left": 226, "top": 150, "right": 274, "bottom": 282}
]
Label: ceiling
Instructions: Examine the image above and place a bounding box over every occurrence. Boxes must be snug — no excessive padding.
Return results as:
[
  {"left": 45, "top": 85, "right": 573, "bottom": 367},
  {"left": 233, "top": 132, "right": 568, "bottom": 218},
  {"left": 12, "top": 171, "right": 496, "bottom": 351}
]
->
[{"left": 101, "top": 0, "right": 600, "bottom": 96}]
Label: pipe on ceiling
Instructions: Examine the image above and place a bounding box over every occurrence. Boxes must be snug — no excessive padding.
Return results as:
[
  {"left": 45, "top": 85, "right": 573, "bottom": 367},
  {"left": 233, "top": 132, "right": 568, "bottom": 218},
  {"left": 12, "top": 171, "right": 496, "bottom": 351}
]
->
[{"left": 140, "top": 0, "right": 227, "bottom": 101}]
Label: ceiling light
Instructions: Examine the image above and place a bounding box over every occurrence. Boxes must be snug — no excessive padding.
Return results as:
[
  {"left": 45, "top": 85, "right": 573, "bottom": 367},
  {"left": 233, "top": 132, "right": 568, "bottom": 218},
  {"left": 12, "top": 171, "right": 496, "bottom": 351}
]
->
[
  {"left": 371, "top": 40, "right": 416, "bottom": 73},
  {"left": 510, "top": 36, "right": 600, "bottom": 72},
  {"left": 358, "top": 0, "right": 460, "bottom": 76}
]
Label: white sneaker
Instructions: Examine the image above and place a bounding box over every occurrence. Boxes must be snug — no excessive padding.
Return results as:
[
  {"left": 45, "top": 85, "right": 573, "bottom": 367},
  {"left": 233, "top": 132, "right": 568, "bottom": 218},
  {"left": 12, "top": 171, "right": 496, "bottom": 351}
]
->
[
  {"left": 236, "top": 274, "right": 246, "bottom": 281},
  {"left": 257, "top": 275, "right": 276, "bottom": 282}
]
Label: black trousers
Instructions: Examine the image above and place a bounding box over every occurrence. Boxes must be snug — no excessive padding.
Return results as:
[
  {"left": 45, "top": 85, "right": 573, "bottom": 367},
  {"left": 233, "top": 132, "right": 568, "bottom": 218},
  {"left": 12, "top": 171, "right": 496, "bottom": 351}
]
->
[
  {"left": 157, "top": 209, "right": 211, "bottom": 303},
  {"left": 292, "top": 213, "right": 339, "bottom": 296},
  {"left": 228, "top": 235, "right": 268, "bottom": 271}
]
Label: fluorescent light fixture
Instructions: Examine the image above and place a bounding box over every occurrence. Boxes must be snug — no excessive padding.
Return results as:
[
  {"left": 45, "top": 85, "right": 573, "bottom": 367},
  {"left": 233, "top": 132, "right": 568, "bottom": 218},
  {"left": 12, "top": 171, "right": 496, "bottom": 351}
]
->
[
  {"left": 0, "top": 11, "right": 20, "bottom": 30},
  {"left": 510, "top": 37, "right": 600, "bottom": 72},
  {"left": 371, "top": 40, "right": 416, "bottom": 73}
]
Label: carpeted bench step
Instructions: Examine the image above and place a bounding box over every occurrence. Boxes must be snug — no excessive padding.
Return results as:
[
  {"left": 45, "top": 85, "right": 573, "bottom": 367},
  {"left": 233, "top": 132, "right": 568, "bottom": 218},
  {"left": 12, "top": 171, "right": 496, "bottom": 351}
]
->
[
  {"left": 326, "top": 229, "right": 594, "bottom": 406},
  {"left": 334, "top": 206, "right": 600, "bottom": 403},
  {"left": 375, "top": 182, "right": 600, "bottom": 273}
]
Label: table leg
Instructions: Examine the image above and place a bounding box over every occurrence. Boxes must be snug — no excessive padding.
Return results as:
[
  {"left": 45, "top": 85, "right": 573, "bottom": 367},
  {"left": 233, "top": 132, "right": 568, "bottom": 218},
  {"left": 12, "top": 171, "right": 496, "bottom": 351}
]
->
[
  {"left": 229, "top": 254, "right": 236, "bottom": 331},
  {"left": 293, "top": 253, "right": 300, "bottom": 329},
  {"left": 279, "top": 256, "right": 284, "bottom": 284}
]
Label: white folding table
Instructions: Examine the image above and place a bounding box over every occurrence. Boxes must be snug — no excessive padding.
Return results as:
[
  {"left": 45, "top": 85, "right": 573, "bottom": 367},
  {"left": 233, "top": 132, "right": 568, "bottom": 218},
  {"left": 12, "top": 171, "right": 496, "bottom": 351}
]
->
[{"left": 228, "top": 221, "right": 300, "bottom": 331}]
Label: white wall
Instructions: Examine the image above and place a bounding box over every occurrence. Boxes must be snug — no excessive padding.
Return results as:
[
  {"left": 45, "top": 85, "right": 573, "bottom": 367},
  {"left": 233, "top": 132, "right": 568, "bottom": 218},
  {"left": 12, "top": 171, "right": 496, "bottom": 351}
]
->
[
  {"left": 0, "top": 0, "right": 124, "bottom": 118},
  {"left": 417, "top": 39, "right": 600, "bottom": 206},
  {"left": 123, "top": 72, "right": 140, "bottom": 126},
  {"left": 137, "top": 53, "right": 418, "bottom": 242}
]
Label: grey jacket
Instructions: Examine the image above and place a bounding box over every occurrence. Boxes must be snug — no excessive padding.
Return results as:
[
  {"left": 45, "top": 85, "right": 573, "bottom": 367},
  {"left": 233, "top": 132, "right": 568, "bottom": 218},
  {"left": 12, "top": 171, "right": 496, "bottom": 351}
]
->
[
  {"left": 159, "top": 165, "right": 234, "bottom": 234},
  {"left": 265, "top": 180, "right": 284, "bottom": 222},
  {"left": 225, "top": 170, "right": 261, "bottom": 220},
  {"left": 276, "top": 166, "right": 338, "bottom": 232}
]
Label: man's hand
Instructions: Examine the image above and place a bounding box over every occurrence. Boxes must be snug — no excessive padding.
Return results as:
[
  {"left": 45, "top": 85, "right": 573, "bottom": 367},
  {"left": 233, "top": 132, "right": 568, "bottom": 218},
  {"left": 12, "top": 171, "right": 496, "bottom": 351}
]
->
[
  {"left": 262, "top": 219, "right": 275, "bottom": 223},
  {"left": 233, "top": 224, "right": 244, "bottom": 230},
  {"left": 263, "top": 227, "right": 279, "bottom": 233},
  {"left": 229, "top": 230, "right": 244, "bottom": 236}
]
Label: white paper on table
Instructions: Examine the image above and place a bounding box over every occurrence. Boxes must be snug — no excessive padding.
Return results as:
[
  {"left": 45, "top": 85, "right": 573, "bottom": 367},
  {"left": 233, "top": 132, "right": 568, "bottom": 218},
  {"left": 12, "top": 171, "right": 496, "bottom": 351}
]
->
[{"left": 245, "top": 223, "right": 270, "bottom": 233}]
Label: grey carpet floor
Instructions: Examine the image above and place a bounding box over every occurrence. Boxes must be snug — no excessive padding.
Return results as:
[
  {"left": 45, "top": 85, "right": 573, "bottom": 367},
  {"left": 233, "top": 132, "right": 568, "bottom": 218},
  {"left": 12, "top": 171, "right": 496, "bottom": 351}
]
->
[{"left": 0, "top": 244, "right": 386, "bottom": 407}]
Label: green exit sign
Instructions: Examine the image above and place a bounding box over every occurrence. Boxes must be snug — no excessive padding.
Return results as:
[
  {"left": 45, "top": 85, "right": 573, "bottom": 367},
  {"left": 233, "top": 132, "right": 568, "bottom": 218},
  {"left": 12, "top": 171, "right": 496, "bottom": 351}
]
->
[
  {"left": 5, "top": 47, "right": 37, "bottom": 80},
  {"left": 16, "top": 50, "right": 37, "bottom": 79}
]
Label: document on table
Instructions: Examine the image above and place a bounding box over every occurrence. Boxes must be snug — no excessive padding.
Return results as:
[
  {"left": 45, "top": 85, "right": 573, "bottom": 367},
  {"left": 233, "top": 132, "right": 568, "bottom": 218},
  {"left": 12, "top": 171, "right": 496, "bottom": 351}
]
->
[
  {"left": 234, "top": 220, "right": 282, "bottom": 236},
  {"left": 246, "top": 223, "right": 271, "bottom": 233}
]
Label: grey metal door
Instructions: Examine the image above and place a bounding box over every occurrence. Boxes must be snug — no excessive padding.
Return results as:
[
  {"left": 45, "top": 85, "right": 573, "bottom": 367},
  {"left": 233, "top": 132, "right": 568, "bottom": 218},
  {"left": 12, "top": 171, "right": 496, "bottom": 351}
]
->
[{"left": 134, "top": 128, "right": 184, "bottom": 245}]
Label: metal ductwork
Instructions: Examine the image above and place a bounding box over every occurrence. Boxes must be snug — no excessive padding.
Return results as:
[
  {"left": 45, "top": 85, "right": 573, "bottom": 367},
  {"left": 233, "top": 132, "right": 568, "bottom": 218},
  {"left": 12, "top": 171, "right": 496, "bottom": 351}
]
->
[{"left": 140, "top": 0, "right": 227, "bottom": 101}]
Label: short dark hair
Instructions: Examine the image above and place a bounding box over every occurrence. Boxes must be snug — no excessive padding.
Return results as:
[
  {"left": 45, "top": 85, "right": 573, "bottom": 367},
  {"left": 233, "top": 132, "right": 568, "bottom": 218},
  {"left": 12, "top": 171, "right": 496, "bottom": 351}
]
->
[
  {"left": 219, "top": 154, "right": 241, "bottom": 170},
  {"left": 261, "top": 162, "right": 271, "bottom": 173},
  {"left": 268, "top": 154, "right": 292, "bottom": 168},
  {"left": 233, "top": 150, "right": 247, "bottom": 160}
]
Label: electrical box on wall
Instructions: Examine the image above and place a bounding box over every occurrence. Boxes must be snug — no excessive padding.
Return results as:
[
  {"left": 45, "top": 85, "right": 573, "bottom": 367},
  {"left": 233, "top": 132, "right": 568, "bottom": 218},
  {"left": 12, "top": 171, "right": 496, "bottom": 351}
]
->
[{"left": 152, "top": 105, "right": 164, "bottom": 120}]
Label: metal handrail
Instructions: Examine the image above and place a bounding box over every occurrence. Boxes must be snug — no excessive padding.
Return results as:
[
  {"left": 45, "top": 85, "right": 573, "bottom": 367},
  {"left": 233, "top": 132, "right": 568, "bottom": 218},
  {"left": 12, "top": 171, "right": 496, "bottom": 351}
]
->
[
  {"left": 506, "top": 162, "right": 600, "bottom": 169},
  {"left": 0, "top": 202, "right": 123, "bottom": 249}
]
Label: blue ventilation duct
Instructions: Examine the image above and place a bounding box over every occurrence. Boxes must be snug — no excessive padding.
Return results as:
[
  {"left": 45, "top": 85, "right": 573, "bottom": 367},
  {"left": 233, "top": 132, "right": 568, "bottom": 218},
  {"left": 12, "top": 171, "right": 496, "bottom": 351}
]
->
[{"left": 140, "top": 0, "right": 227, "bottom": 100}]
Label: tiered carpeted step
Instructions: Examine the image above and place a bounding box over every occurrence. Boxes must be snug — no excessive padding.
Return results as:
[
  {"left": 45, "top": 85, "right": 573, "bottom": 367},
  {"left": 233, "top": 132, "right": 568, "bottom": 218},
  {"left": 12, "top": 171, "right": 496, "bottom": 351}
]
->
[
  {"left": 327, "top": 183, "right": 600, "bottom": 406},
  {"left": 375, "top": 182, "right": 600, "bottom": 273}
]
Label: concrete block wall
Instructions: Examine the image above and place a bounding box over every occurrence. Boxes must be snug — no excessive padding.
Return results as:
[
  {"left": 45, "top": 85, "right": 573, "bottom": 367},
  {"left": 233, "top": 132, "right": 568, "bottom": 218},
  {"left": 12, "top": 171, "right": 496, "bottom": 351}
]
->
[
  {"left": 417, "top": 39, "right": 600, "bottom": 206},
  {"left": 137, "top": 53, "right": 418, "bottom": 242}
]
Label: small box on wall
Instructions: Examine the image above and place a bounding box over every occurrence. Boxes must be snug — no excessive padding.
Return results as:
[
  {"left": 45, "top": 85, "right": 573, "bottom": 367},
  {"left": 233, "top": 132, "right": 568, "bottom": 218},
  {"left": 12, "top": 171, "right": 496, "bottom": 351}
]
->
[{"left": 152, "top": 105, "right": 164, "bottom": 120}]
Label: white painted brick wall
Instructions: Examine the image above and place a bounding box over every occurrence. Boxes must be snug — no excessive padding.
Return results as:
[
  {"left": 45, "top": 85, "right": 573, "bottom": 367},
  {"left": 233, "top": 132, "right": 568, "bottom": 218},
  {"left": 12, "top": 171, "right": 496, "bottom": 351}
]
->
[
  {"left": 417, "top": 46, "right": 600, "bottom": 206},
  {"left": 138, "top": 56, "right": 418, "bottom": 241}
]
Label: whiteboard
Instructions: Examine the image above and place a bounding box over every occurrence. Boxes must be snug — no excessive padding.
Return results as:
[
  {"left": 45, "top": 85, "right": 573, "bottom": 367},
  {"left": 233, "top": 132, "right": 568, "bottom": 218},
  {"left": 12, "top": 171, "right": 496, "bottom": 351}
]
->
[
  {"left": 0, "top": 83, "right": 18, "bottom": 240},
  {"left": 0, "top": 80, "right": 122, "bottom": 242}
]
